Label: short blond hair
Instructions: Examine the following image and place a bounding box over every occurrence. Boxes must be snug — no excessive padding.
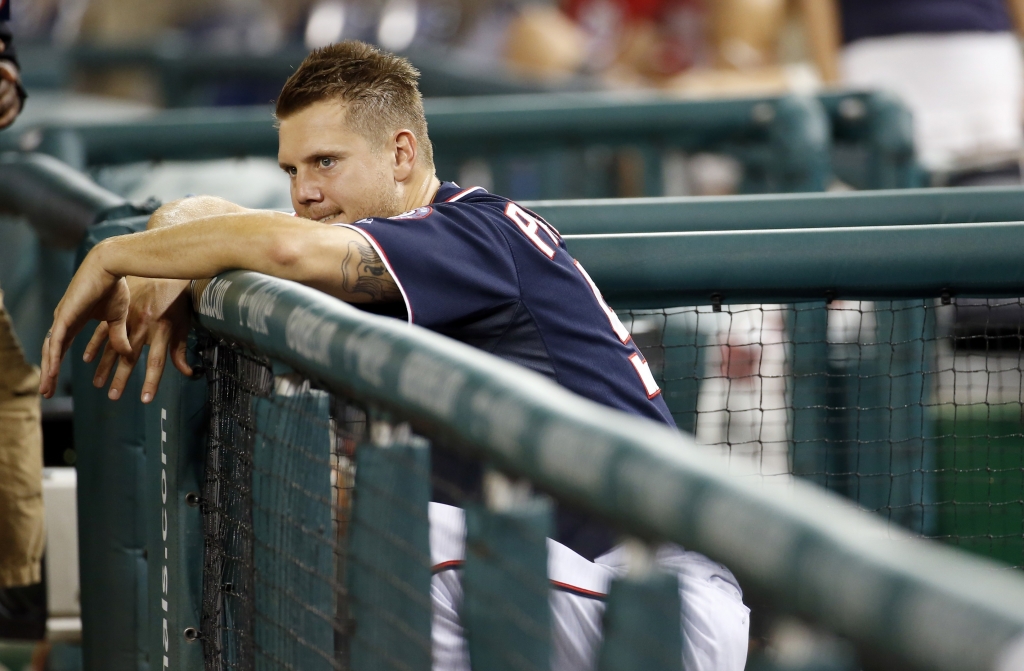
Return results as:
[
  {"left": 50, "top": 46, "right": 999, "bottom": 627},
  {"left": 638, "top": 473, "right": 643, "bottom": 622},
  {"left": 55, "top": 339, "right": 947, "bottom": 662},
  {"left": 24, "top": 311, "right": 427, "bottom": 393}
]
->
[{"left": 276, "top": 41, "right": 433, "bottom": 166}]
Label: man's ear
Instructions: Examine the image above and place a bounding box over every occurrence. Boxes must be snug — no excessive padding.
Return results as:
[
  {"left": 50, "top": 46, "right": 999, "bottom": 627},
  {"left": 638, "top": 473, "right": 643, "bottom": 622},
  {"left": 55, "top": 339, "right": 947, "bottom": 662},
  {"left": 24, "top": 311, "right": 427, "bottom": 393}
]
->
[{"left": 393, "top": 129, "right": 417, "bottom": 181}]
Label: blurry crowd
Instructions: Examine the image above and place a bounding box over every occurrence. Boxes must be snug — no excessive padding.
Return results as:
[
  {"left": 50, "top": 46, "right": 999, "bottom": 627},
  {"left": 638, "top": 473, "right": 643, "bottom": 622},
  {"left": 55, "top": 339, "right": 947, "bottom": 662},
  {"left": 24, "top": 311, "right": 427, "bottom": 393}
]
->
[{"left": 9, "top": 0, "right": 1024, "bottom": 175}]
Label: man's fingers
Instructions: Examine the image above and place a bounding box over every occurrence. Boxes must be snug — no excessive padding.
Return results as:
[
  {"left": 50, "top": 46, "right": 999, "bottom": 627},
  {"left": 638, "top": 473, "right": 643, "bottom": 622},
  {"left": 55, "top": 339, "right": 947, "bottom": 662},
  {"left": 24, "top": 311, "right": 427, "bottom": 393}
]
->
[
  {"left": 93, "top": 340, "right": 120, "bottom": 388},
  {"left": 83, "top": 321, "right": 110, "bottom": 363},
  {"left": 105, "top": 323, "right": 150, "bottom": 400},
  {"left": 107, "top": 317, "right": 132, "bottom": 358},
  {"left": 171, "top": 338, "right": 193, "bottom": 378},
  {"left": 39, "top": 334, "right": 53, "bottom": 397},
  {"left": 45, "top": 322, "right": 70, "bottom": 391},
  {"left": 107, "top": 355, "right": 138, "bottom": 401},
  {"left": 140, "top": 322, "right": 171, "bottom": 403}
]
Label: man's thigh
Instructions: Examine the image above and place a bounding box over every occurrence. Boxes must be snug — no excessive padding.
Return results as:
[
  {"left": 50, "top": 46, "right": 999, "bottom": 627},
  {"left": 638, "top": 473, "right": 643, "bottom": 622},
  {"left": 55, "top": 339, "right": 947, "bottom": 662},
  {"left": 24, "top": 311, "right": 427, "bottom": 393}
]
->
[{"left": 0, "top": 288, "right": 45, "bottom": 588}]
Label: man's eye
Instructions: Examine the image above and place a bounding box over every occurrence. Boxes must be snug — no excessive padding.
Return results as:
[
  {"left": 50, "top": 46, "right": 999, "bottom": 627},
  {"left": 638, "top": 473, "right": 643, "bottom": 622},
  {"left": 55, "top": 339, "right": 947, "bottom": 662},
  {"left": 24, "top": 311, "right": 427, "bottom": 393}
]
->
[{"left": 319, "top": 158, "right": 335, "bottom": 168}]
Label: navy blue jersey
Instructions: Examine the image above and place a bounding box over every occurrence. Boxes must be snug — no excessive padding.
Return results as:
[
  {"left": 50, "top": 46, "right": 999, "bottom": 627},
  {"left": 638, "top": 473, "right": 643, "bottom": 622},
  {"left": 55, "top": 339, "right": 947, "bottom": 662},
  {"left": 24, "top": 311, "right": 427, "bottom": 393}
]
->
[
  {"left": 345, "top": 183, "right": 674, "bottom": 559},
  {"left": 840, "top": 0, "right": 1012, "bottom": 43},
  {"left": 345, "top": 182, "right": 675, "bottom": 427}
]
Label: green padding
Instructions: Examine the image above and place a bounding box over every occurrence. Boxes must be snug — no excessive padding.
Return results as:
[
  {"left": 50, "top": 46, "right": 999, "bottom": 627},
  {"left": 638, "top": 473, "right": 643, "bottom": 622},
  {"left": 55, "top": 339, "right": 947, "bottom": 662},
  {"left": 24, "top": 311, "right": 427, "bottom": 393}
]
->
[
  {"left": 349, "top": 443, "right": 433, "bottom": 671},
  {"left": 463, "top": 501, "right": 552, "bottom": 671},
  {"left": 146, "top": 363, "right": 206, "bottom": 671},
  {"left": 527, "top": 185, "right": 1024, "bottom": 236},
  {"left": 564, "top": 221, "right": 1024, "bottom": 307},
  {"left": 252, "top": 392, "right": 334, "bottom": 671},
  {"left": 596, "top": 571, "right": 682, "bottom": 671},
  {"left": 72, "top": 216, "right": 150, "bottom": 671}
]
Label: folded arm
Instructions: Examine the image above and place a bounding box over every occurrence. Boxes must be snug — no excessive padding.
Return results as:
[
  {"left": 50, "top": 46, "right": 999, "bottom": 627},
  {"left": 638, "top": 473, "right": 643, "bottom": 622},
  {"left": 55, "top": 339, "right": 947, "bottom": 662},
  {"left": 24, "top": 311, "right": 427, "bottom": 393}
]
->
[
  {"left": 41, "top": 197, "right": 399, "bottom": 398},
  {"left": 87, "top": 207, "right": 396, "bottom": 300}
]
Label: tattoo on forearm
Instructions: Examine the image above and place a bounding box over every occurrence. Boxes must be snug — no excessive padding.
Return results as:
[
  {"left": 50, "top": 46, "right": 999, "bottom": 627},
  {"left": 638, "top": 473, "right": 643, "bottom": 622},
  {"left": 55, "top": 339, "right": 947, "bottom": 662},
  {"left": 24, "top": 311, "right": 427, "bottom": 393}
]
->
[{"left": 341, "top": 240, "right": 401, "bottom": 302}]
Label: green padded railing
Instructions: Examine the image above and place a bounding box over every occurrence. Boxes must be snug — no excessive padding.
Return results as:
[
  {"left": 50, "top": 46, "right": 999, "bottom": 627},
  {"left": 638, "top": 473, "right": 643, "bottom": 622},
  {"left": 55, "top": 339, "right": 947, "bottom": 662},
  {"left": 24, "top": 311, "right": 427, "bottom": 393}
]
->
[
  {"left": 0, "top": 152, "right": 142, "bottom": 376},
  {"left": 72, "top": 216, "right": 1024, "bottom": 671},
  {"left": 530, "top": 184, "right": 1024, "bottom": 235},
  {"left": 567, "top": 222, "right": 1024, "bottom": 308},
  {"left": 0, "top": 152, "right": 128, "bottom": 248},
  {"left": 819, "top": 90, "right": 918, "bottom": 189},
  {"left": 174, "top": 268, "right": 1024, "bottom": 671},
  {"left": 13, "top": 92, "right": 832, "bottom": 197}
]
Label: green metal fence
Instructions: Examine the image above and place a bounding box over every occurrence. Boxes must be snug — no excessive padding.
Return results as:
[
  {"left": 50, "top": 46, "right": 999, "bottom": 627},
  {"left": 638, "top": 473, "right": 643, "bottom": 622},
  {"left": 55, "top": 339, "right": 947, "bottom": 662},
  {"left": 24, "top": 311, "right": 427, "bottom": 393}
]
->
[{"left": 10, "top": 92, "right": 832, "bottom": 198}]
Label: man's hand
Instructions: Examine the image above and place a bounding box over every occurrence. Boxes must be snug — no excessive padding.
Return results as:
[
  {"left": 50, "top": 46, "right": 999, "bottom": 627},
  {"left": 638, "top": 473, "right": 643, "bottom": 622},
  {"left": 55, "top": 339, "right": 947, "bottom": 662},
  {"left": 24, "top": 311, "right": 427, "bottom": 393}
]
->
[
  {"left": 40, "top": 247, "right": 131, "bottom": 398},
  {"left": 0, "top": 60, "right": 23, "bottom": 129},
  {"left": 83, "top": 277, "right": 193, "bottom": 404}
]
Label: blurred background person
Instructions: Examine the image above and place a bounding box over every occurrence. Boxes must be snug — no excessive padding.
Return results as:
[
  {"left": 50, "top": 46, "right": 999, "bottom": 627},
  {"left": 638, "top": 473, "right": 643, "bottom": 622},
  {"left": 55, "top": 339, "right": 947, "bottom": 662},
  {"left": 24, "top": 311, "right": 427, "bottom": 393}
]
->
[
  {"left": 0, "top": 23, "right": 26, "bottom": 128},
  {"left": 0, "top": 16, "right": 47, "bottom": 645},
  {"left": 803, "top": 0, "right": 1024, "bottom": 182}
]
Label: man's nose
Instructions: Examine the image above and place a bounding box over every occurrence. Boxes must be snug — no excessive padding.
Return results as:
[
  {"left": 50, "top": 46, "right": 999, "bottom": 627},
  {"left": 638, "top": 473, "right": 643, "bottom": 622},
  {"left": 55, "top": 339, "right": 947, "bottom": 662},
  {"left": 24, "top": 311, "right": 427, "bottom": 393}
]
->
[{"left": 294, "top": 174, "right": 323, "bottom": 205}]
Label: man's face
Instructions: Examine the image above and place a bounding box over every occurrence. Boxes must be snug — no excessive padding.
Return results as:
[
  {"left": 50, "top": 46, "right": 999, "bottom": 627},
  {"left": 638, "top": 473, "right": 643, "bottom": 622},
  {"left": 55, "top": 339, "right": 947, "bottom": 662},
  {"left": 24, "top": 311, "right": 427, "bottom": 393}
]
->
[{"left": 278, "top": 99, "right": 403, "bottom": 224}]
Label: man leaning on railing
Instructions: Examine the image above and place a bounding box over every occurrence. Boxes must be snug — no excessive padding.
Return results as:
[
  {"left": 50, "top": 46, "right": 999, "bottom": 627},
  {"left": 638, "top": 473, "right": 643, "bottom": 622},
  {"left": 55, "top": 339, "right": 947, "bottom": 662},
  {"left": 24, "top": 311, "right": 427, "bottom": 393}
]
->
[{"left": 39, "top": 41, "right": 749, "bottom": 671}]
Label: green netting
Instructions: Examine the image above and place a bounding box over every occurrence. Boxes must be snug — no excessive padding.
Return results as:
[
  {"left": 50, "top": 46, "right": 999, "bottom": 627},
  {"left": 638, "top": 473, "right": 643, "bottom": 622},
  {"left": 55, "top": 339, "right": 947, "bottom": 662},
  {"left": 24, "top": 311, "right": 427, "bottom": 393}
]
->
[{"left": 622, "top": 300, "right": 1024, "bottom": 569}]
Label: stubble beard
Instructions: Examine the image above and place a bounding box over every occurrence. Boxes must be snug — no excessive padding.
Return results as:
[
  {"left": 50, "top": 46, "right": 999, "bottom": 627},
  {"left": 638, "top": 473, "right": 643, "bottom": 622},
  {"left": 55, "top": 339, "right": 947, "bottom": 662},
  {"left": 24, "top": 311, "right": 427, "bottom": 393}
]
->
[{"left": 346, "top": 165, "right": 405, "bottom": 222}]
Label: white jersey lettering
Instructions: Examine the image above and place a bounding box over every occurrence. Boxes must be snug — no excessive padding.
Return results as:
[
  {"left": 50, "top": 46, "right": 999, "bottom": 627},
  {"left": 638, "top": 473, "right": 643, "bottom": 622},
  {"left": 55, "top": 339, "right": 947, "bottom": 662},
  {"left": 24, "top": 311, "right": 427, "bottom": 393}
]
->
[
  {"left": 628, "top": 352, "right": 662, "bottom": 399},
  {"left": 504, "top": 202, "right": 557, "bottom": 259},
  {"left": 574, "top": 260, "right": 630, "bottom": 344}
]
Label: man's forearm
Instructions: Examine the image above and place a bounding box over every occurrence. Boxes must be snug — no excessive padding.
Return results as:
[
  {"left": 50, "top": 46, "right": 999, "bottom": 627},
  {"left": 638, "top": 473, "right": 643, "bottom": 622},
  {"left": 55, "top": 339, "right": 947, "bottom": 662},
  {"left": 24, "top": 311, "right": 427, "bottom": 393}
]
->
[
  {"left": 93, "top": 210, "right": 322, "bottom": 282},
  {"left": 87, "top": 203, "right": 398, "bottom": 305}
]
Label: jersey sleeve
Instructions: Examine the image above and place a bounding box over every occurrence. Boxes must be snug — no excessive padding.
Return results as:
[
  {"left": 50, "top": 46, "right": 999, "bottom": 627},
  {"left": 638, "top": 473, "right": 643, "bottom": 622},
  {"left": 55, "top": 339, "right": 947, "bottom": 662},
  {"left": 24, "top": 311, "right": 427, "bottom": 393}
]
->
[{"left": 342, "top": 206, "right": 520, "bottom": 329}]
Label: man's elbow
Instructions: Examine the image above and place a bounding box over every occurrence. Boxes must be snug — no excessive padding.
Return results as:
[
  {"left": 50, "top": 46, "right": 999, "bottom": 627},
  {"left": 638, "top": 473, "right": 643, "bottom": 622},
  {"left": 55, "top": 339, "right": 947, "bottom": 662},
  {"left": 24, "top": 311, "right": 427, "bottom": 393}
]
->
[
  {"left": 148, "top": 196, "right": 246, "bottom": 230},
  {"left": 264, "top": 232, "right": 306, "bottom": 277}
]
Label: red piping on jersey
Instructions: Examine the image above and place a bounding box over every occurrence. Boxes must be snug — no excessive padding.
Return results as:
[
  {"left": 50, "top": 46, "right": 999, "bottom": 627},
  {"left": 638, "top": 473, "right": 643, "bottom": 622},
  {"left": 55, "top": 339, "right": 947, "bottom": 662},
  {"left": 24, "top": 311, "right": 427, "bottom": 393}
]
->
[
  {"left": 550, "top": 580, "right": 607, "bottom": 601},
  {"left": 431, "top": 561, "right": 607, "bottom": 600},
  {"left": 432, "top": 560, "right": 464, "bottom": 573},
  {"left": 446, "top": 186, "right": 484, "bottom": 202}
]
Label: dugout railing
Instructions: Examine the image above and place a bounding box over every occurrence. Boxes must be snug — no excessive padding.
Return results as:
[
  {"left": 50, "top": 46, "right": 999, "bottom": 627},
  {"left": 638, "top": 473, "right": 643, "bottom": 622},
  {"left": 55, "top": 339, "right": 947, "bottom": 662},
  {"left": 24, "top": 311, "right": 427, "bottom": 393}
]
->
[
  {"left": 534, "top": 190, "right": 1024, "bottom": 551},
  {"left": 574, "top": 223, "right": 1024, "bottom": 567},
  {"left": 0, "top": 152, "right": 150, "bottom": 395},
  {"left": 528, "top": 184, "right": 1024, "bottom": 234},
  {"left": 9, "top": 92, "right": 833, "bottom": 197},
  {"left": 69, "top": 208, "right": 1024, "bottom": 671}
]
